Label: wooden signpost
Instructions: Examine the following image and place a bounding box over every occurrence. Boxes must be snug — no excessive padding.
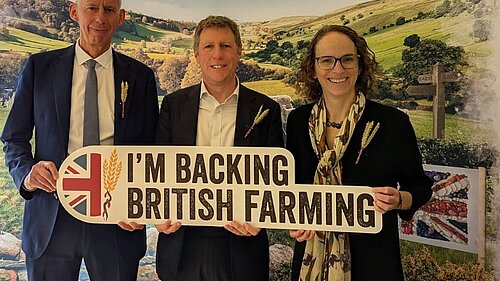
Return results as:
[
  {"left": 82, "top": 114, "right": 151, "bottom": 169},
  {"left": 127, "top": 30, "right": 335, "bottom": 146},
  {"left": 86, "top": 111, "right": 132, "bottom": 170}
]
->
[{"left": 406, "top": 63, "right": 462, "bottom": 139}]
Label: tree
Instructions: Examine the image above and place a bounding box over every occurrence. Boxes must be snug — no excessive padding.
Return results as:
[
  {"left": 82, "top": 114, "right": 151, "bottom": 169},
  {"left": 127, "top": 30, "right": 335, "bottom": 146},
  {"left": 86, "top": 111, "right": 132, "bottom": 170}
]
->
[
  {"left": 157, "top": 55, "right": 189, "bottom": 94},
  {"left": 127, "top": 48, "right": 154, "bottom": 68},
  {"left": 296, "top": 40, "right": 309, "bottom": 50},
  {"left": 0, "top": 53, "right": 28, "bottom": 90},
  {"left": 472, "top": 19, "right": 491, "bottom": 41},
  {"left": 395, "top": 16, "right": 406, "bottom": 26},
  {"left": 281, "top": 41, "right": 293, "bottom": 50},
  {"left": 236, "top": 61, "right": 271, "bottom": 82},
  {"left": 266, "top": 40, "right": 279, "bottom": 50},
  {"left": 181, "top": 56, "right": 202, "bottom": 88},
  {"left": 403, "top": 34, "right": 420, "bottom": 48},
  {"left": 369, "top": 26, "right": 378, "bottom": 34},
  {"left": 394, "top": 39, "right": 468, "bottom": 101},
  {"left": 435, "top": 0, "right": 451, "bottom": 17}
]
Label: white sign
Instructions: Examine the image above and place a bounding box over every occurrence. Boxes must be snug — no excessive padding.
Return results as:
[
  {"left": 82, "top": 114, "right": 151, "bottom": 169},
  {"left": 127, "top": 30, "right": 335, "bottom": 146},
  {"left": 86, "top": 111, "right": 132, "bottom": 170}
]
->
[{"left": 57, "top": 146, "right": 382, "bottom": 233}]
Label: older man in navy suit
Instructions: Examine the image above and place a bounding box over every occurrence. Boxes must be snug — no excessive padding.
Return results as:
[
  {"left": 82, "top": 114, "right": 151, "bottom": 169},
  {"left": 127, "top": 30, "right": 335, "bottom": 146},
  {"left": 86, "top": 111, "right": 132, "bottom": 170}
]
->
[
  {"left": 155, "top": 15, "right": 284, "bottom": 281},
  {"left": 1, "top": 0, "right": 158, "bottom": 280}
]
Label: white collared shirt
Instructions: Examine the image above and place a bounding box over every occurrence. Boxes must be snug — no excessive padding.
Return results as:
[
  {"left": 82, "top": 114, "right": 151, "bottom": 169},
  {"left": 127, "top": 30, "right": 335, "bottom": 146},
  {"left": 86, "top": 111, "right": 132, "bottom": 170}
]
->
[
  {"left": 68, "top": 42, "right": 115, "bottom": 154},
  {"left": 196, "top": 80, "right": 239, "bottom": 147}
]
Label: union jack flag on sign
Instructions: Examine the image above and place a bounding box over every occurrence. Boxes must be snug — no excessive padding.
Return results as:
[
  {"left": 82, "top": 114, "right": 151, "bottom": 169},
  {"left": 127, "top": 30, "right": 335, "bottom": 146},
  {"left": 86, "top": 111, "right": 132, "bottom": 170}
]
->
[{"left": 62, "top": 153, "right": 102, "bottom": 217}]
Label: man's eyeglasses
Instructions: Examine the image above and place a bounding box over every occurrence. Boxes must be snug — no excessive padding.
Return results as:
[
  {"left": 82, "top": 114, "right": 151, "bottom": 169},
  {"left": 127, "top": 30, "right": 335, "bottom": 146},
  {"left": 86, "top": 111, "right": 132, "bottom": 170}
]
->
[{"left": 315, "top": 54, "right": 360, "bottom": 70}]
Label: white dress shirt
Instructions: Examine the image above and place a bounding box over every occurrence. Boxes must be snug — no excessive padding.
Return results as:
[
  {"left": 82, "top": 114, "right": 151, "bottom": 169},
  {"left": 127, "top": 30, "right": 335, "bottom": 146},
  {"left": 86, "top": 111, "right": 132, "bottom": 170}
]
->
[
  {"left": 196, "top": 80, "right": 239, "bottom": 147},
  {"left": 68, "top": 42, "right": 115, "bottom": 154}
]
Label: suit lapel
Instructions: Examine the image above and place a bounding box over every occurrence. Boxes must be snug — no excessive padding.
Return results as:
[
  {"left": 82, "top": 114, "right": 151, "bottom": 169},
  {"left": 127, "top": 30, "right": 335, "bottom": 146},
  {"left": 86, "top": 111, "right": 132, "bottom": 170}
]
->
[
  {"left": 178, "top": 85, "right": 201, "bottom": 145},
  {"left": 234, "top": 85, "right": 259, "bottom": 146},
  {"left": 51, "top": 45, "right": 75, "bottom": 153},
  {"left": 112, "top": 51, "right": 135, "bottom": 144}
]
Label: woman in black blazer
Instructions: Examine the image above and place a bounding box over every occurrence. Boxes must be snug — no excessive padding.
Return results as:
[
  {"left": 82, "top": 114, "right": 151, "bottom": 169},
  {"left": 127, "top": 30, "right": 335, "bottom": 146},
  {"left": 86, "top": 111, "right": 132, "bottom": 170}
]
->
[{"left": 286, "top": 25, "right": 432, "bottom": 281}]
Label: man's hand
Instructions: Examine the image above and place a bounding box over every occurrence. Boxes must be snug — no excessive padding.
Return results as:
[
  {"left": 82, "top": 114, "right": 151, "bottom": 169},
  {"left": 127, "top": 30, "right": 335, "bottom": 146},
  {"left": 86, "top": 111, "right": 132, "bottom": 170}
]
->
[
  {"left": 155, "top": 220, "right": 182, "bottom": 234},
  {"left": 289, "top": 229, "right": 315, "bottom": 242},
  {"left": 224, "top": 221, "right": 261, "bottom": 236},
  {"left": 24, "top": 161, "right": 58, "bottom": 192},
  {"left": 118, "top": 221, "right": 144, "bottom": 232}
]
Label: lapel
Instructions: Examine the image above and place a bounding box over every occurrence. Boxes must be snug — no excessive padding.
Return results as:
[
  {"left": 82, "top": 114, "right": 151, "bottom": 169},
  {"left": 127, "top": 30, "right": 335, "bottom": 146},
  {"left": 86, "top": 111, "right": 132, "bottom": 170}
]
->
[
  {"left": 112, "top": 51, "right": 135, "bottom": 144},
  {"left": 234, "top": 85, "right": 259, "bottom": 146},
  {"left": 177, "top": 84, "right": 201, "bottom": 145},
  {"left": 51, "top": 45, "right": 75, "bottom": 152}
]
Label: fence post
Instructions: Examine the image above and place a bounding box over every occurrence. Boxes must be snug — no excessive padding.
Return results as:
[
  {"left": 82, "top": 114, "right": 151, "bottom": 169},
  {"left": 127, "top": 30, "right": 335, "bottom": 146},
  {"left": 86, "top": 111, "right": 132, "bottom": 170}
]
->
[{"left": 477, "top": 167, "right": 486, "bottom": 268}]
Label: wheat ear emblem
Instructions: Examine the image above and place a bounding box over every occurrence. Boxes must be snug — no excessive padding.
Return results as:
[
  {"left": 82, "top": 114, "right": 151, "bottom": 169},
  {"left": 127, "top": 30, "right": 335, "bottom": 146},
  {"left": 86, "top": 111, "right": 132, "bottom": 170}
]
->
[
  {"left": 102, "top": 148, "right": 123, "bottom": 221},
  {"left": 355, "top": 121, "right": 380, "bottom": 165},
  {"left": 120, "top": 81, "right": 129, "bottom": 119},
  {"left": 244, "top": 105, "right": 269, "bottom": 138}
]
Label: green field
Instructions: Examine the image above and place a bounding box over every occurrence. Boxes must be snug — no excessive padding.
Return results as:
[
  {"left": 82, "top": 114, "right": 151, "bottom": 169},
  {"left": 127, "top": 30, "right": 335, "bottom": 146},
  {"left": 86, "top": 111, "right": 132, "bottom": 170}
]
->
[
  {"left": 0, "top": 106, "right": 24, "bottom": 236},
  {"left": 243, "top": 80, "right": 297, "bottom": 99},
  {"left": 255, "top": 62, "right": 292, "bottom": 71},
  {"left": 409, "top": 110, "right": 494, "bottom": 143},
  {"left": 115, "top": 22, "right": 192, "bottom": 52},
  {"left": 0, "top": 27, "right": 70, "bottom": 53}
]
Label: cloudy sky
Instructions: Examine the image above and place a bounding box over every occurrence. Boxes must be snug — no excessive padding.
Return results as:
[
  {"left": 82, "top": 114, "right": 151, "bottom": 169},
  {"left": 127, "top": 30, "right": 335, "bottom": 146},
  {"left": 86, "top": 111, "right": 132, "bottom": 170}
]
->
[{"left": 122, "top": 0, "right": 368, "bottom": 22}]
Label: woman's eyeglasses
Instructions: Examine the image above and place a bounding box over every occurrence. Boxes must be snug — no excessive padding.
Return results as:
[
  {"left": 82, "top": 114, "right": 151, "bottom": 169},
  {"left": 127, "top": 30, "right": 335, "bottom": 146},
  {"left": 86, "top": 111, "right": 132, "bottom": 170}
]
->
[{"left": 315, "top": 54, "right": 360, "bottom": 70}]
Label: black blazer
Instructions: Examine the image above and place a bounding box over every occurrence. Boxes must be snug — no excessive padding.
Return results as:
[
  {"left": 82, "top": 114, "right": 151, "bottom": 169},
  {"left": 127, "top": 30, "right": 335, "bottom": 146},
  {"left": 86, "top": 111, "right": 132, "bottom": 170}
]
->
[
  {"left": 1, "top": 44, "right": 159, "bottom": 260},
  {"left": 155, "top": 83, "right": 284, "bottom": 281},
  {"left": 286, "top": 100, "right": 432, "bottom": 281}
]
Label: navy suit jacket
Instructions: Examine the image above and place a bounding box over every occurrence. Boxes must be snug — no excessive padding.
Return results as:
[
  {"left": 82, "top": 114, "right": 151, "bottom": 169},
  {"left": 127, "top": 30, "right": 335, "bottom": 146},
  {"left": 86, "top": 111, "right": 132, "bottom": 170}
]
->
[
  {"left": 1, "top": 44, "right": 159, "bottom": 260},
  {"left": 155, "top": 83, "right": 284, "bottom": 281}
]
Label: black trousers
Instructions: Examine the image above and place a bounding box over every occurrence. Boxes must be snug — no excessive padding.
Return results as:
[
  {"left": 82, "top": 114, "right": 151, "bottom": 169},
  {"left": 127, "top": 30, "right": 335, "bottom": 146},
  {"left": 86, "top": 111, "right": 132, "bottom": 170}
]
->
[
  {"left": 175, "top": 230, "right": 233, "bottom": 281},
  {"left": 26, "top": 207, "right": 140, "bottom": 281}
]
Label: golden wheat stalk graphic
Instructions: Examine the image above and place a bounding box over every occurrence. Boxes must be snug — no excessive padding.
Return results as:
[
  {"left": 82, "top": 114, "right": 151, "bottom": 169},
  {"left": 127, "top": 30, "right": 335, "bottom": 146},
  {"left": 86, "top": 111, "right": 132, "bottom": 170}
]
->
[
  {"left": 244, "top": 105, "right": 269, "bottom": 138},
  {"left": 102, "top": 149, "right": 123, "bottom": 220},
  {"left": 120, "top": 81, "right": 128, "bottom": 119}
]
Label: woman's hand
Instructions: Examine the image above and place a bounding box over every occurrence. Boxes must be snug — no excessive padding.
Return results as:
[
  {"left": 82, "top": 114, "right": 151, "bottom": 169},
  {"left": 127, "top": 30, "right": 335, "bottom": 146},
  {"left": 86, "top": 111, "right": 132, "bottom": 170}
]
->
[
  {"left": 289, "top": 229, "right": 315, "bottom": 242},
  {"left": 372, "top": 187, "right": 412, "bottom": 214}
]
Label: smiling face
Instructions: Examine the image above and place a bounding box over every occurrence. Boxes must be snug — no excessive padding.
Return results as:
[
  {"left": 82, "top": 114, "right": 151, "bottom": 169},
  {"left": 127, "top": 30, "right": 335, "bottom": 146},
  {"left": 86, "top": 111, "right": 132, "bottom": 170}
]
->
[
  {"left": 69, "top": 0, "right": 125, "bottom": 58},
  {"left": 314, "top": 31, "right": 359, "bottom": 100},
  {"left": 195, "top": 27, "right": 242, "bottom": 92}
]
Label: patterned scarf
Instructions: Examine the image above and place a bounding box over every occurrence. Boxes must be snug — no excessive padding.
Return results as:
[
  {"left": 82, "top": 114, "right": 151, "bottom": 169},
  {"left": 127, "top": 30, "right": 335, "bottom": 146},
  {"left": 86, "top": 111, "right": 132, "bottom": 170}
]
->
[{"left": 300, "top": 93, "right": 366, "bottom": 281}]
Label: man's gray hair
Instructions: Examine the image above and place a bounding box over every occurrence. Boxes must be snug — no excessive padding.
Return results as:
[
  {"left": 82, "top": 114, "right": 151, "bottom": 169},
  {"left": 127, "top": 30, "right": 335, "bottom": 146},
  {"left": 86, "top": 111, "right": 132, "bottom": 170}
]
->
[{"left": 74, "top": 0, "right": 122, "bottom": 8}]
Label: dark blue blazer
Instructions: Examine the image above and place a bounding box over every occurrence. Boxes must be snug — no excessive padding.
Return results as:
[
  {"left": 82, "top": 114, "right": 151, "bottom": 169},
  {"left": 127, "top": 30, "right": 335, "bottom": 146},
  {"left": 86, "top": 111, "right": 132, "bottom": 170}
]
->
[
  {"left": 1, "top": 44, "right": 159, "bottom": 260},
  {"left": 155, "top": 83, "right": 284, "bottom": 281}
]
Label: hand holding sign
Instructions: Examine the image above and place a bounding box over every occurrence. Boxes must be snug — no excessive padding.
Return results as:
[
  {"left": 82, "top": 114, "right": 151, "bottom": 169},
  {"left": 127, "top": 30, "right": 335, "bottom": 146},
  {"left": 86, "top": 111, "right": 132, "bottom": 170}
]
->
[
  {"left": 155, "top": 220, "right": 181, "bottom": 234},
  {"left": 289, "top": 229, "right": 316, "bottom": 242},
  {"left": 224, "top": 221, "right": 261, "bottom": 236},
  {"left": 118, "top": 221, "right": 145, "bottom": 232},
  {"left": 56, "top": 146, "right": 382, "bottom": 233},
  {"left": 24, "top": 161, "right": 58, "bottom": 193}
]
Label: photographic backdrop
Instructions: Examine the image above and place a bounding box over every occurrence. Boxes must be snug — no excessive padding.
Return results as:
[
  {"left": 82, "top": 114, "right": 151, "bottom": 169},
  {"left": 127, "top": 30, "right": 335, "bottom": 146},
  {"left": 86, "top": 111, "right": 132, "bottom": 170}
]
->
[{"left": 0, "top": 0, "right": 498, "bottom": 280}]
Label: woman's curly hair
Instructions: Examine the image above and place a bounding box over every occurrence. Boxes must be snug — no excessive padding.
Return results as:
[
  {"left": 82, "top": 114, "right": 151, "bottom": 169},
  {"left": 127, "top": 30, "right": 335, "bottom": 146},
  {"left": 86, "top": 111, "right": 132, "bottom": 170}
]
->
[{"left": 295, "top": 25, "right": 379, "bottom": 101}]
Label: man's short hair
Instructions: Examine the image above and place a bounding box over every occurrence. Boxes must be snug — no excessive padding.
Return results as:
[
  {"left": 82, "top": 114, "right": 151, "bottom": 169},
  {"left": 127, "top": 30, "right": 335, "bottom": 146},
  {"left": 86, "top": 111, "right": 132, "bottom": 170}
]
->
[
  {"left": 193, "top": 15, "right": 242, "bottom": 54},
  {"left": 74, "top": 0, "right": 122, "bottom": 8}
]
